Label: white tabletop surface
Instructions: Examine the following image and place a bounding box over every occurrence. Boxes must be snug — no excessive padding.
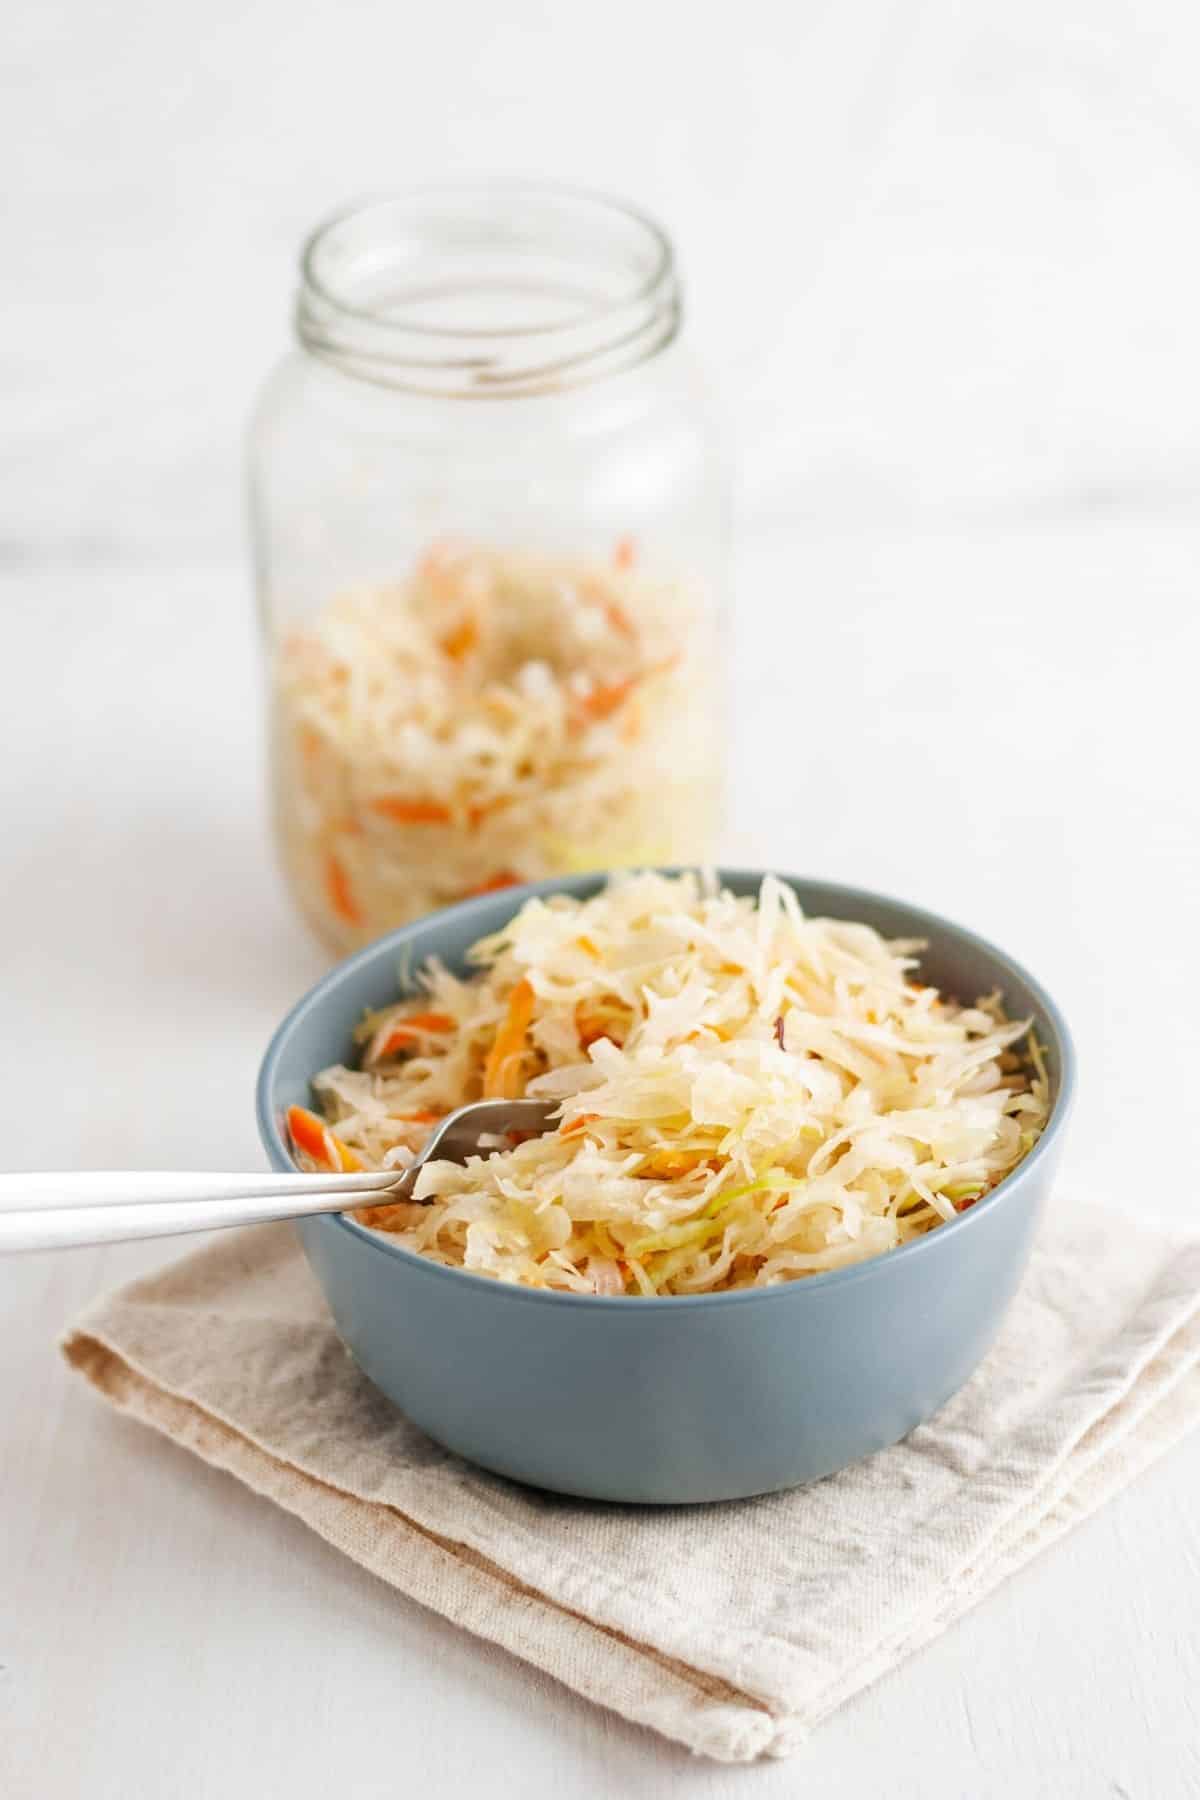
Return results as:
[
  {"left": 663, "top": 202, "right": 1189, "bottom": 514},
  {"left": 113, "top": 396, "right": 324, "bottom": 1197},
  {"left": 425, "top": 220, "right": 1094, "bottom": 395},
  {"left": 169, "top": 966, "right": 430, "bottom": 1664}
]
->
[{"left": 4, "top": 2, "right": 1200, "bottom": 1794}]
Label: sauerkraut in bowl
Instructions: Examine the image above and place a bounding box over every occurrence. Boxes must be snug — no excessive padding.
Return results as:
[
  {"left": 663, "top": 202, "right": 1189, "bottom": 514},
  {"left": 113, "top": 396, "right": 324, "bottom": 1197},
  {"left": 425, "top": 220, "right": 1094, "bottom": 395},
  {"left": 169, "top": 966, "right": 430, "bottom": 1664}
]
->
[
  {"left": 272, "top": 541, "right": 720, "bottom": 952},
  {"left": 287, "top": 871, "right": 1052, "bottom": 1297}
]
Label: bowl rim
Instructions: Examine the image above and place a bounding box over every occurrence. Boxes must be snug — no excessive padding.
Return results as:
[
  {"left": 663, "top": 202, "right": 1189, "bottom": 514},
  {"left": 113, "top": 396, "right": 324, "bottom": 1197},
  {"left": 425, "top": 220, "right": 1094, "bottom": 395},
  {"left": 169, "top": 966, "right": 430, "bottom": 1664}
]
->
[{"left": 256, "top": 868, "right": 1076, "bottom": 1312}]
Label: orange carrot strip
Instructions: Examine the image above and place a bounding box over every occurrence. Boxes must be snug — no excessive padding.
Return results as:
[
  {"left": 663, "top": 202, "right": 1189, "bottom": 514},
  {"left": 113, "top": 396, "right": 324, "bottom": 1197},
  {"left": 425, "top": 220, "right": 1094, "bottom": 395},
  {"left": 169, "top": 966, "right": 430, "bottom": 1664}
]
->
[
  {"left": 573, "top": 655, "right": 679, "bottom": 728},
  {"left": 604, "top": 598, "right": 637, "bottom": 639},
  {"left": 575, "top": 998, "right": 629, "bottom": 1049},
  {"left": 561, "top": 1112, "right": 600, "bottom": 1137},
  {"left": 391, "top": 1011, "right": 455, "bottom": 1033},
  {"left": 639, "top": 1149, "right": 715, "bottom": 1179},
  {"left": 287, "top": 1104, "right": 327, "bottom": 1162},
  {"left": 466, "top": 796, "right": 510, "bottom": 830},
  {"left": 324, "top": 853, "right": 362, "bottom": 927},
  {"left": 356, "top": 1203, "right": 411, "bottom": 1229},
  {"left": 287, "top": 1105, "right": 363, "bottom": 1173},
  {"left": 576, "top": 1021, "right": 615, "bottom": 1051},
  {"left": 577, "top": 671, "right": 639, "bottom": 724},
  {"left": 376, "top": 1012, "right": 455, "bottom": 1057},
  {"left": 483, "top": 978, "right": 536, "bottom": 1098},
  {"left": 463, "top": 870, "right": 521, "bottom": 898},
  {"left": 614, "top": 534, "right": 636, "bottom": 570},
  {"left": 440, "top": 616, "right": 479, "bottom": 661},
  {"left": 580, "top": 569, "right": 637, "bottom": 638},
  {"left": 370, "top": 796, "right": 454, "bottom": 826}
]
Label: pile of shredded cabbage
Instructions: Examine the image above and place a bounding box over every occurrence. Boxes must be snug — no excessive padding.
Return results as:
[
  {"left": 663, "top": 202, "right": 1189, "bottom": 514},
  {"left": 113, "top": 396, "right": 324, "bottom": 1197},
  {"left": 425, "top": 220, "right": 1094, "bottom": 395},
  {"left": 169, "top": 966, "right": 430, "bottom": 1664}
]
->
[
  {"left": 293, "top": 872, "right": 1052, "bottom": 1296},
  {"left": 273, "top": 542, "right": 718, "bottom": 950}
]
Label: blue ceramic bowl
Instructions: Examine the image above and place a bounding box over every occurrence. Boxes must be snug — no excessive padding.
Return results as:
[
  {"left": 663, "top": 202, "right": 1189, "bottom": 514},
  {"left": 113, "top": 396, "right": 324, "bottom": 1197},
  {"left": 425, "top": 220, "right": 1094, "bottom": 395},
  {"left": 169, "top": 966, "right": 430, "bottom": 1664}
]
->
[{"left": 257, "top": 871, "right": 1075, "bottom": 1504}]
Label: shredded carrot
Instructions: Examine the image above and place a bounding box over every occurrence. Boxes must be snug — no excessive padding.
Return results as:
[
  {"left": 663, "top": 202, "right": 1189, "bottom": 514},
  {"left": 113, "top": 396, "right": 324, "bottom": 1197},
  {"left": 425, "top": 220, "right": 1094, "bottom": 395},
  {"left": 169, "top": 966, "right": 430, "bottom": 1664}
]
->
[
  {"left": 576, "top": 935, "right": 600, "bottom": 957},
  {"left": 575, "top": 998, "right": 629, "bottom": 1049},
  {"left": 372, "top": 794, "right": 508, "bottom": 831},
  {"left": 483, "top": 978, "right": 536, "bottom": 1098},
  {"left": 324, "top": 853, "right": 362, "bottom": 927},
  {"left": 575, "top": 671, "right": 639, "bottom": 724},
  {"left": 560, "top": 1112, "right": 600, "bottom": 1137},
  {"left": 287, "top": 1105, "right": 363, "bottom": 1173},
  {"left": 299, "top": 725, "right": 322, "bottom": 764},
  {"left": 640, "top": 1149, "right": 716, "bottom": 1179},
  {"left": 604, "top": 598, "right": 637, "bottom": 639},
  {"left": 573, "top": 655, "right": 678, "bottom": 727},
  {"left": 576, "top": 1019, "right": 614, "bottom": 1050},
  {"left": 580, "top": 569, "right": 637, "bottom": 638},
  {"left": 440, "top": 616, "right": 478, "bottom": 661},
  {"left": 370, "top": 796, "right": 453, "bottom": 826},
  {"left": 376, "top": 1012, "right": 455, "bottom": 1057},
  {"left": 463, "top": 869, "right": 521, "bottom": 898},
  {"left": 391, "top": 1011, "right": 455, "bottom": 1033},
  {"left": 329, "top": 1137, "right": 364, "bottom": 1173},
  {"left": 288, "top": 1104, "right": 327, "bottom": 1162},
  {"left": 389, "top": 1109, "right": 441, "bottom": 1125},
  {"left": 465, "top": 796, "right": 509, "bottom": 830},
  {"left": 355, "top": 1203, "right": 410, "bottom": 1229},
  {"left": 614, "top": 535, "right": 636, "bottom": 570}
]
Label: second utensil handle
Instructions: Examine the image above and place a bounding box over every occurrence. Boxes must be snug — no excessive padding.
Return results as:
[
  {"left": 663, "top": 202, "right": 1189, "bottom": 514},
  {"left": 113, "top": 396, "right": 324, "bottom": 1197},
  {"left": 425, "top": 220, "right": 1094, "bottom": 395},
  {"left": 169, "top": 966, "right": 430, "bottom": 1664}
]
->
[
  {"left": 0, "top": 1181, "right": 392, "bottom": 1253},
  {"left": 0, "top": 1168, "right": 398, "bottom": 1213}
]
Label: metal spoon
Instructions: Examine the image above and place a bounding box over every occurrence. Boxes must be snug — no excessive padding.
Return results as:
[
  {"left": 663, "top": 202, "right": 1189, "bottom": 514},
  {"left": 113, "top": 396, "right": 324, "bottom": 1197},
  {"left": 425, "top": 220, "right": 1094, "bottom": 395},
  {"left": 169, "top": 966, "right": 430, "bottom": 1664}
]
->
[{"left": 0, "top": 1098, "right": 559, "bottom": 1253}]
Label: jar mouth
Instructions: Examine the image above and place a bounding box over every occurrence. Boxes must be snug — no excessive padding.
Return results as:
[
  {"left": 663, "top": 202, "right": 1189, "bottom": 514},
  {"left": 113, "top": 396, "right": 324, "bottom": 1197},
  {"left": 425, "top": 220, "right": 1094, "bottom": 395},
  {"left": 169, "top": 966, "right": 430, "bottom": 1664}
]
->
[{"left": 296, "top": 182, "right": 682, "bottom": 398}]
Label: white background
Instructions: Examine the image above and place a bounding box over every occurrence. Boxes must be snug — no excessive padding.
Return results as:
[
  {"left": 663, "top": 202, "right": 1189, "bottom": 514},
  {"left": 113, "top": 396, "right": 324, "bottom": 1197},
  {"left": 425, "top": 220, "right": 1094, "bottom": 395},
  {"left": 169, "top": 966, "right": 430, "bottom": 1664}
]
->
[{"left": 3, "top": 1, "right": 1200, "bottom": 1794}]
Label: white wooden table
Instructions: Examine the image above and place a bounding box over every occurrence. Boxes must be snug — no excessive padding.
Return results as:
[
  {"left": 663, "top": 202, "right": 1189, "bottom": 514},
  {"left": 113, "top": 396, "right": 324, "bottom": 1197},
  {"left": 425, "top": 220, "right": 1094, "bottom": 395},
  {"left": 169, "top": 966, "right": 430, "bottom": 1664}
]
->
[
  {"left": 3, "top": 527, "right": 1199, "bottom": 1797},
  {"left": 5, "top": 0, "right": 1200, "bottom": 1790}
]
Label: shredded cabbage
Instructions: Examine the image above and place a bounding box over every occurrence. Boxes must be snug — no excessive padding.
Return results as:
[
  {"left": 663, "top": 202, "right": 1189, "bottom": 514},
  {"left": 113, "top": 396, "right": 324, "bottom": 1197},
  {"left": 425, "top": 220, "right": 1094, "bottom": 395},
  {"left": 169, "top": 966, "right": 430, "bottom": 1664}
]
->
[
  {"left": 272, "top": 542, "right": 719, "bottom": 949},
  {"left": 297, "top": 871, "right": 1052, "bottom": 1295}
]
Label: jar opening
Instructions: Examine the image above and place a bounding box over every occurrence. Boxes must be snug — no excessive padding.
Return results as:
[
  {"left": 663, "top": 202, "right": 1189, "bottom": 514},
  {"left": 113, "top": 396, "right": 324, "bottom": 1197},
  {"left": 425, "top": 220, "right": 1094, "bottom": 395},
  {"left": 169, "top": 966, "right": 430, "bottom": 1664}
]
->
[{"left": 297, "top": 183, "right": 682, "bottom": 399}]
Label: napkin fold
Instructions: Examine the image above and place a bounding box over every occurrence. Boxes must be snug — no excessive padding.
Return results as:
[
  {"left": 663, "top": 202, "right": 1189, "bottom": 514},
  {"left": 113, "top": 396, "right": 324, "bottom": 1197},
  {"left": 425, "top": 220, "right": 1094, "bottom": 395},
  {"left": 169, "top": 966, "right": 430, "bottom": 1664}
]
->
[{"left": 63, "top": 1196, "right": 1200, "bottom": 1763}]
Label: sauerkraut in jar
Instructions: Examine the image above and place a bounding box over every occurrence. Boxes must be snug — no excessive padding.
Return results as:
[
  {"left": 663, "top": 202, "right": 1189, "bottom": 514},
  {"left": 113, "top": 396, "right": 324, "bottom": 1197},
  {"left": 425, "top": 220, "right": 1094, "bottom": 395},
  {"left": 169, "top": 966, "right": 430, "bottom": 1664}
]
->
[
  {"left": 251, "top": 185, "right": 728, "bottom": 952},
  {"left": 273, "top": 539, "right": 719, "bottom": 950}
]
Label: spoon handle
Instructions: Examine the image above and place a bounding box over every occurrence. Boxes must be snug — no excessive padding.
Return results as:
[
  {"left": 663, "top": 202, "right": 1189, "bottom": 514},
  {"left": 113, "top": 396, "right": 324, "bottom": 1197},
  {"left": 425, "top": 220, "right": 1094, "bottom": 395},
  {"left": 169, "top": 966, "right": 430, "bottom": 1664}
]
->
[
  {"left": 0, "top": 1169, "right": 401, "bottom": 1253},
  {"left": 0, "top": 1169, "right": 398, "bottom": 1211}
]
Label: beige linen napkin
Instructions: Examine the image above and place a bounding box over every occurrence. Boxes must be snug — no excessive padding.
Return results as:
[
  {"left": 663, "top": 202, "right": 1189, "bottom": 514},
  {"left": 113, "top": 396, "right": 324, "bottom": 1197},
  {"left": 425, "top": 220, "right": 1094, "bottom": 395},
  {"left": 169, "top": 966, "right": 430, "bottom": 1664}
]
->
[{"left": 63, "top": 1195, "right": 1200, "bottom": 1764}]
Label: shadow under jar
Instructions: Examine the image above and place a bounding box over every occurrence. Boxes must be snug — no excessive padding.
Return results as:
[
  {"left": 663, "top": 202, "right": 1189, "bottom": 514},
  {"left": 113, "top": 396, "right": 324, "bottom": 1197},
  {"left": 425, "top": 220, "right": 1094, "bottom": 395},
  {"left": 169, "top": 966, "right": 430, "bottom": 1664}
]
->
[{"left": 250, "top": 184, "right": 730, "bottom": 954}]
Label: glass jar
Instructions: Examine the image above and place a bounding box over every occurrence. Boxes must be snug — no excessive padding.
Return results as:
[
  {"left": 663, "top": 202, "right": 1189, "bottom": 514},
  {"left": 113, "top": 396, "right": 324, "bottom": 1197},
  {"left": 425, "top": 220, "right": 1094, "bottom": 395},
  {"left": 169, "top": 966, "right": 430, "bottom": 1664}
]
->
[{"left": 250, "top": 183, "right": 729, "bottom": 954}]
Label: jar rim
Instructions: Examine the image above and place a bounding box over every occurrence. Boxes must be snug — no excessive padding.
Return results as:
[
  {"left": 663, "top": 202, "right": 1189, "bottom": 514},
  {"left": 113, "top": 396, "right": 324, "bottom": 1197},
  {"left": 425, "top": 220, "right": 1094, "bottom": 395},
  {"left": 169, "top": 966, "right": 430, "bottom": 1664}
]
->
[{"left": 295, "top": 181, "right": 682, "bottom": 398}]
